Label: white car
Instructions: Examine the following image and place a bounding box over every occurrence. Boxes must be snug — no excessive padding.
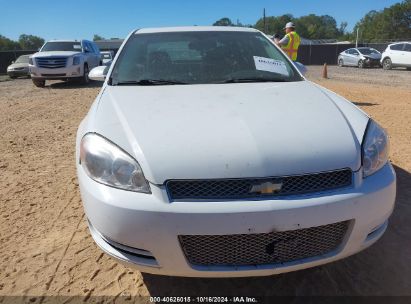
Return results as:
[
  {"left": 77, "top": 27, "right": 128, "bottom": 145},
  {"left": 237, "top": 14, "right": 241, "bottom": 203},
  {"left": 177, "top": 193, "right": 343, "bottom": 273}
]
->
[
  {"left": 381, "top": 42, "right": 411, "bottom": 70},
  {"left": 29, "top": 39, "right": 101, "bottom": 87},
  {"left": 100, "top": 50, "right": 114, "bottom": 66},
  {"left": 77, "top": 27, "right": 396, "bottom": 277}
]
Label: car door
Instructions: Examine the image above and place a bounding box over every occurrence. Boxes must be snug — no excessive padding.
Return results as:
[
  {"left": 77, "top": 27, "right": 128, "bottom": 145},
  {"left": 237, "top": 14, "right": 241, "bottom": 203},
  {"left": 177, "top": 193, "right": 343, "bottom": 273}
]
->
[
  {"left": 83, "top": 41, "right": 97, "bottom": 68},
  {"left": 340, "top": 50, "right": 350, "bottom": 65},
  {"left": 351, "top": 49, "right": 361, "bottom": 66},
  {"left": 389, "top": 43, "right": 405, "bottom": 65},
  {"left": 90, "top": 42, "right": 101, "bottom": 67},
  {"left": 342, "top": 49, "right": 353, "bottom": 65},
  {"left": 402, "top": 43, "right": 411, "bottom": 67}
]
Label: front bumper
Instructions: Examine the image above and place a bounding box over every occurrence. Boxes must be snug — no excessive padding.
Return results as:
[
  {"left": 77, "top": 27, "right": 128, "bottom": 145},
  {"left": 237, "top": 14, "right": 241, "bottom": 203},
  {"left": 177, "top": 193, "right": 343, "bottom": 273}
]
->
[
  {"left": 78, "top": 163, "right": 396, "bottom": 277},
  {"left": 7, "top": 69, "right": 29, "bottom": 77},
  {"left": 364, "top": 59, "right": 381, "bottom": 67},
  {"left": 29, "top": 64, "right": 83, "bottom": 79}
]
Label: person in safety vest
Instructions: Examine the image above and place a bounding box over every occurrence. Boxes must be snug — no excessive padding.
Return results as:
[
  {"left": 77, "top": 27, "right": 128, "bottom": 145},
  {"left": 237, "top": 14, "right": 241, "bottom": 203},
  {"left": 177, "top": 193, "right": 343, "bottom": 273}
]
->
[{"left": 275, "top": 22, "right": 300, "bottom": 61}]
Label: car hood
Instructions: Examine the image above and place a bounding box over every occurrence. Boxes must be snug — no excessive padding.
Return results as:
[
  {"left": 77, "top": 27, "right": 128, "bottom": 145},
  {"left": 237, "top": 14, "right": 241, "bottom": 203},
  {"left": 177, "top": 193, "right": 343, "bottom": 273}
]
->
[
  {"left": 33, "top": 51, "right": 80, "bottom": 57},
  {"left": 8, "top": 63, "right": 28, "bottom": 69},
  {"left": 92, "top": 81, "right": 368, "bottom": 184},
  {"left": 363, "top": 53, "right": 381, "bottom": 60}
]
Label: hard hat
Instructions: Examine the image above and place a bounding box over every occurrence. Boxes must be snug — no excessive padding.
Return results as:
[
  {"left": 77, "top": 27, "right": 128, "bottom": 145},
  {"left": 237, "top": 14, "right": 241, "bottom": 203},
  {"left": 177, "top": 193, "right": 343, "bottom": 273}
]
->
[{"left": 284, "top": 22, "right": 296, "bottom": 29}]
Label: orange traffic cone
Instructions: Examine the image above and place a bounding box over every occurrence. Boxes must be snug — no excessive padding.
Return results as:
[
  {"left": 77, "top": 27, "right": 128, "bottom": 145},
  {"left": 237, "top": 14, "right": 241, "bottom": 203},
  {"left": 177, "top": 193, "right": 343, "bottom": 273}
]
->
[{"left": 322, "top": 63, "right": 328, "bottom": 79}]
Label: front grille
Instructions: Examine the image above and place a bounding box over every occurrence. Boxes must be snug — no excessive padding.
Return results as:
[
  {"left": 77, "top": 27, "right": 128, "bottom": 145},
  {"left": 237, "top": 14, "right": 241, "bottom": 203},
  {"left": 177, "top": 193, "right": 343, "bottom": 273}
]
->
[
  {"left": 179, "top": 221, "right": 349, "bottom": 267},
  {"left": 36, "top": 57, "right": 67, "bottom": 69},
  {"left": 166, "top": 169, "right": 352, "bottom": 201}
]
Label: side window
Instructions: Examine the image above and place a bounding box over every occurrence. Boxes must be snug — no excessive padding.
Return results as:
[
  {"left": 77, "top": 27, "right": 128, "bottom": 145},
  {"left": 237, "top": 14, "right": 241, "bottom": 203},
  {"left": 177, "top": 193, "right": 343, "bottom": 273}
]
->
[
  {"left": 345, "top": 49, "right": 351, "bottom": 54},
  {"left": 404, "top": 44, "right": 411, "bottom": 52},
  {"left": 352, "top": 49, "right": 359, "bottom": 55},
  {"left": 390, "top": 44, "right": 404, "bottom": 51}
]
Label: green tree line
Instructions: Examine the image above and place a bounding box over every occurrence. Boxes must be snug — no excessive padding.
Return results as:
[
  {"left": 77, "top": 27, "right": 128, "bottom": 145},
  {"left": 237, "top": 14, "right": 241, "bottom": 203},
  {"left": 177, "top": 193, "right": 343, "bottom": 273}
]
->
[
  {"left": 0, "top": 34, "right": 44, "bottom": 51},
  {"left": 213, "top": 0, "right": 411, "bottom": 42}
]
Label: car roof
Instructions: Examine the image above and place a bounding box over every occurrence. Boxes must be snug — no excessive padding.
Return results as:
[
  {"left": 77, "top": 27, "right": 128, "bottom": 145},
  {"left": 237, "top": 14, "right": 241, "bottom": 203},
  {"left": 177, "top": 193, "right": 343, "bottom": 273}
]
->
[
  {"left": 389, "top": 41, "right": 411, "bottom": 45},
  {"left": 46, "top": 40, "right": 82, "bottom": 43},
  {"left": 135, "top": 26, "right": 259, "bottom": 34},
  {"left": 46, "top": 39, "right": 95, "bottom": 43}
]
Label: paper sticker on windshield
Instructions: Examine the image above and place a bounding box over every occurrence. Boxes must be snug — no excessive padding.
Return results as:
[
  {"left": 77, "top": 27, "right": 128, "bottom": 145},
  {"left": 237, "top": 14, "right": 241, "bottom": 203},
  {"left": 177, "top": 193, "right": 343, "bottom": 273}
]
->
[{"left": 253, "top": 56, "right": 289, "bottom": 76}]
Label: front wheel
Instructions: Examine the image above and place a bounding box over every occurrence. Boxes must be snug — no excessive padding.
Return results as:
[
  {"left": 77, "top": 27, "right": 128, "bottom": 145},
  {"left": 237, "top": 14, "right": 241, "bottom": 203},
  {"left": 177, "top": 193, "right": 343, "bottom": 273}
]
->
[
  {"left": 32, "top": 79, "right": 45, "bottom": 88},
  {"left": 81, "top": 64, "right": 90, "bottom": 84},
  {"left": 358, "top": 60, "right": 365, "bottom": 69},
  {"left": 338, "top": 58, "right": 344, "bottom": 67},
  {"left": 383, "top": 58, "right": 392, "bottom": 70}
]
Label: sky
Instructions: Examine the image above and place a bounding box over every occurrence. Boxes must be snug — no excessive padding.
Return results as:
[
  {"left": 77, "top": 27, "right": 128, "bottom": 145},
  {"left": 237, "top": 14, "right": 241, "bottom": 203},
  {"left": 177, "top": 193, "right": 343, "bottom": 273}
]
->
[{"left": 0, "top": 0, "right": 401, "bottom": 41}]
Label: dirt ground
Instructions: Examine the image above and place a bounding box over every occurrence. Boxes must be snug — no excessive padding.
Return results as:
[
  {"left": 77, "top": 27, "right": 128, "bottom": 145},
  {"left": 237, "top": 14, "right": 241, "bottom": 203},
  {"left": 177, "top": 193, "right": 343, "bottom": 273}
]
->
[{"left": 0, "top": 66, "right": 410, "bottom": 300}]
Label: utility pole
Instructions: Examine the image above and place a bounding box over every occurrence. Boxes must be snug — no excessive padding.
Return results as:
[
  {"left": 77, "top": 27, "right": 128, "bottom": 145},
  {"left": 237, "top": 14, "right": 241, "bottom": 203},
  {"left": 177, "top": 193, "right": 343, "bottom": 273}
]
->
[
  {"left": 355, "top": 27, "right": 360, "bottom": 48},
  {"left": 263, "top": 8, "right": 266, "bottom": 33}
]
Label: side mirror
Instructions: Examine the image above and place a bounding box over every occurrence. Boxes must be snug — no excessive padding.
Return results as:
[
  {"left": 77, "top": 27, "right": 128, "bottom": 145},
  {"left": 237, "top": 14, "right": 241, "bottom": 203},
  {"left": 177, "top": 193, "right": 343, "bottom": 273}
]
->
[
  {"left": 294, "top": 62, "right": 307, "bottom": 76},
  {"left": 89, "top": 66, "right": 108, "bottom": 81},
  {"left": 11, "top": 61, "right": 15, "bottom": 64}
]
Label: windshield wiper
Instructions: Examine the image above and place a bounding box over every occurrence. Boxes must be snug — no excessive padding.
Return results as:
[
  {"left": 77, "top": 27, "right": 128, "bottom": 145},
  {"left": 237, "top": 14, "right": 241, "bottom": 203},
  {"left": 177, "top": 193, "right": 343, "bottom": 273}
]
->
[
  {"left": 220, "top": 77, "right": 290, "bottom": 83},
  {"left": 114, "top": 79, "right": 188, "bottom": 86}
]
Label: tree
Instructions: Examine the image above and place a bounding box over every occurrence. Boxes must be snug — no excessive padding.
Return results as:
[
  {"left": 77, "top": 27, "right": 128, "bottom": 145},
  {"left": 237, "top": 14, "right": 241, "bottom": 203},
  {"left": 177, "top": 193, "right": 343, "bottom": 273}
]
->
[
  {"left": 213, "top": 18, "right": 234, "bottom": 26},
  {"left": 255, "top": 14, "right": 293, "bottom": 35},
  {"left": 0, "top": 35, "right": 21, "bottom": 50},
  {"left": 354, "top": 0, "right": 411, "bottom": 42},
  {"left": 254, "top": 14, "right": 343, "bottom": 39},
  {"left": 294, "top": 14, "right": 339, "bottom": 39},
  {"left": 18, "top": 34, "right": 44, "bottom": 50},
  {"left": 339, "top": 22, "right": 348, "bottom": 36},
  {"left": 93, "top": 34, "right": 105, "bottom": 41}
]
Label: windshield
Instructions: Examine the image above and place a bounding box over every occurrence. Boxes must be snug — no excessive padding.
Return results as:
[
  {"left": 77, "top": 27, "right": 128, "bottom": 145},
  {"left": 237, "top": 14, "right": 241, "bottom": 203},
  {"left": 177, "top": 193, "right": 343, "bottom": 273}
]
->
[
  {"left": 41, "top": 42, "right": 82, "bottom": 52},
  {"left": 110, "top": 31, "right": 303, "bottom": 85},
  {"left": 358, "top": 48, "right": 380, "bottom": 55},
  {"left": 15, "top": 55, "right": 30, "bottom": 63}
]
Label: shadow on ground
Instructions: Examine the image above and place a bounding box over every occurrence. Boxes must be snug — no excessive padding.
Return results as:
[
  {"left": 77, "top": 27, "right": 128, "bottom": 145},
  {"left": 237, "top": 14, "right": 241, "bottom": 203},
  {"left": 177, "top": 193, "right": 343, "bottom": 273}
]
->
[
  {"left": 142, "top": 165, "right": 410, "bottom": 296},
  {"left": 353, "top": 102, "right": 379, "bottom": 107},
  {"left": 48, "top": 80, "right": 102, "bottom": 89}
]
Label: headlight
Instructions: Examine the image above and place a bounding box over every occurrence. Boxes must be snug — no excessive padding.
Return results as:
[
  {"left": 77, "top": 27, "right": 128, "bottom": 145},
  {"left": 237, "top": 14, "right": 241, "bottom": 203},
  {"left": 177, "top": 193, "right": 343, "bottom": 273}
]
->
[
  {"left": 80, "top": 133, "right": 151, "bottom": 193},
  {"left": 73, "top": 56, "right": 81, "bottom": 65},
  {"left": 362, "top": 120, "right": 389, "bottom": 177},
  {"left": 29, "top": 57, "right": 33, "bottom": 65}
]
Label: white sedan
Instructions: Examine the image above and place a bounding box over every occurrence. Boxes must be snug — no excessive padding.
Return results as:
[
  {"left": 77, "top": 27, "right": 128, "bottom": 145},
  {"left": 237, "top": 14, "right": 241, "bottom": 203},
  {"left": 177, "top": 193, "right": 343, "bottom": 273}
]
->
[{"left": 77, "top": 26, "right": 396, "bottom": 277}]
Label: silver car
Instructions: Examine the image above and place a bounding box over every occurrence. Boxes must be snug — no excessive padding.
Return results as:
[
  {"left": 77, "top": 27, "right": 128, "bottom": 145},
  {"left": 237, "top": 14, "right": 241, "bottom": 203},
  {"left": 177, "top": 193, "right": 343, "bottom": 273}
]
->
[
  {"left": 338, "top": 47, "right": 382, "bottom": 68},
  {"left": 7, "top": 55, "right": 31, "bottom": 78}
]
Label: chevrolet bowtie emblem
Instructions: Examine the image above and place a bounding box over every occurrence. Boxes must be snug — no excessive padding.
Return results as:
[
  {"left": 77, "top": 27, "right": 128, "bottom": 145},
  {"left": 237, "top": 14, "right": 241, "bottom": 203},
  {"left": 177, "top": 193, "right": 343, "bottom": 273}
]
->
[{"left": 250, "top": 181, "right": 283, "bottom": 194}]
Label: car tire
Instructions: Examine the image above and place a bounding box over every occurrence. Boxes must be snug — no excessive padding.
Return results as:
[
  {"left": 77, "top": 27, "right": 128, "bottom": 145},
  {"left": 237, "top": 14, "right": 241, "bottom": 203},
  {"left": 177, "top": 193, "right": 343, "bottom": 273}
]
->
[
  {"left": 81, "top": 64, "right": 90, "bottom": 84},
  {"left": 338, "top": 59, "right": 344, "bottom": 67},
  {"left": 383, "top": 58, "right": 392, "bottom": 70},
  {"left": 358, "top": 60, "right": 365, "bottom": 69},
  {"left": 32, "top": 79, "right": 45, "bottom": 88}
]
